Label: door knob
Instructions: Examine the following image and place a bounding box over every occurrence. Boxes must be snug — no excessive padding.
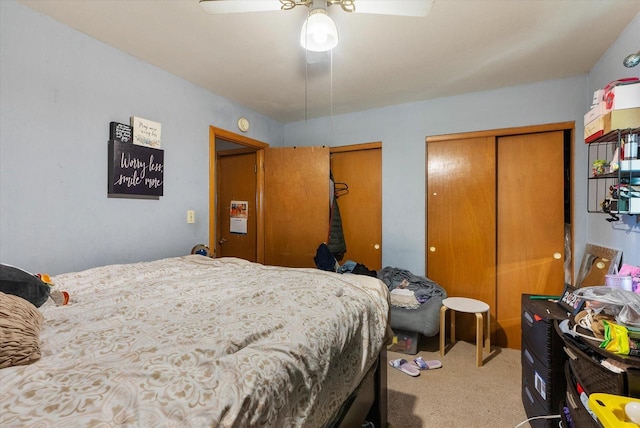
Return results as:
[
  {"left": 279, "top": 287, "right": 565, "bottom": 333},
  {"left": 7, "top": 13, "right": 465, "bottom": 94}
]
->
[
  {"left": 219, "top": 238, "right": 227, "bottom": 245},
  {"left": 553, "top": 252, "right": 562, "bottom": 260}
]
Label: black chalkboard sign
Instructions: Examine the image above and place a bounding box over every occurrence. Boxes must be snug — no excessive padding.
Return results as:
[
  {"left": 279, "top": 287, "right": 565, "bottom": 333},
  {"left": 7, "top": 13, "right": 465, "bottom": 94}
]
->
[
  {"left": 108, "top": 140, "right": 164, "bottom": 196},
  {"left": 109, "top": 122, "right": 133, "bottom": 143}
]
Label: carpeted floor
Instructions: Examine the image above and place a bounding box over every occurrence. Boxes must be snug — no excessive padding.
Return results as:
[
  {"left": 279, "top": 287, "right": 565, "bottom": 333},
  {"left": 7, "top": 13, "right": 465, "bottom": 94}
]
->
[{"left": 386, "top": 335, "right": 533, "bottom": 428}]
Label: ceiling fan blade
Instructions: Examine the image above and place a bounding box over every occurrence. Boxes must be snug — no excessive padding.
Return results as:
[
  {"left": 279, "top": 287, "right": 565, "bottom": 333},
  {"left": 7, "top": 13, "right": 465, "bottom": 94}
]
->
[
  {"left": 199, "top": 0, "right": 282, "bottom": 14},
  {"left": 351, "top": 0, "right": 434, "bottom": 17}
]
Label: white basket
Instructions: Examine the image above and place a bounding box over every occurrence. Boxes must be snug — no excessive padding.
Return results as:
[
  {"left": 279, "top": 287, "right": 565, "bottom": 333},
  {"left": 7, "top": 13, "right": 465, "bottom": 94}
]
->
[{"left": 605, "top": 274, "right": 633, "bottom": 291}]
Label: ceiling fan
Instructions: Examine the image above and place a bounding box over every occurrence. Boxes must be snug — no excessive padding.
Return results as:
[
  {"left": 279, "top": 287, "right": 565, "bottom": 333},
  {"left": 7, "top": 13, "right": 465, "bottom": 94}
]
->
[
  {"left": 199, "top": 0, "right": 433, "bottom": 17},
  {"left": 199, "top": 0, "right": 434, "bottom": 51}
]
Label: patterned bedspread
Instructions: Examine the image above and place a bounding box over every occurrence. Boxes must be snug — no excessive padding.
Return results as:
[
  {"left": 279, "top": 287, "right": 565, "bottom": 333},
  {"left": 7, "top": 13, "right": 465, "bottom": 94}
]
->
[{"left": 0, "top": 256, "right": 389, "bottom": 427}]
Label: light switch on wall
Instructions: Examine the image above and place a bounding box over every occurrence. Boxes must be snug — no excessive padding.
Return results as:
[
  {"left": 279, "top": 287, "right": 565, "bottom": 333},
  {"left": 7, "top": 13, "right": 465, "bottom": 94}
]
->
[{"left": 187, "top": 210, "right": 195, "bottom": 224}]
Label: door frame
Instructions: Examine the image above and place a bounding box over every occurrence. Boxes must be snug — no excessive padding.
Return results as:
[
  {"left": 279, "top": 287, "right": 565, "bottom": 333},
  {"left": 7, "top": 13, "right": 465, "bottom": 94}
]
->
[{"left": 209, "top": 126, "right": 269, "bottom": 262}]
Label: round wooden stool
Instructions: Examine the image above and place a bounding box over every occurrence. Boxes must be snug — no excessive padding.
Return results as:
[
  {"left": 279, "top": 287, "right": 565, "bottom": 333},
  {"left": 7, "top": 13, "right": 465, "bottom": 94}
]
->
[{"left": 439, "top": 297, "right": 490, "bottom": 367}]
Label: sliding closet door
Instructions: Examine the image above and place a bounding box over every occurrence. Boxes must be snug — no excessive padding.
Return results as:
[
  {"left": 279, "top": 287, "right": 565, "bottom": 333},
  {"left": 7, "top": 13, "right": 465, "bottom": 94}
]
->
[
  {"left": 426, "top": 137, "right": 497, "bottom": 341},
  {"left": 264, "top": 146, "right": 329, "bottom": 268},
  {"left": 496, "top": 131, "right": 565, "bottom": 349},
  {"left": 427, "top": 124, "right": 571, "bottom": 349}
]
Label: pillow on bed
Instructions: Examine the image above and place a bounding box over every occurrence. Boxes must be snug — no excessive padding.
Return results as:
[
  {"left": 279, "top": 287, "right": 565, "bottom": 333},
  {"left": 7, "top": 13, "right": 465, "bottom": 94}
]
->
[
  {"left": 0, "top": 291, "right": 44, "bottom": 369},
  {"left": 0, "top": 264, "right": 50, "bottom": 308}
]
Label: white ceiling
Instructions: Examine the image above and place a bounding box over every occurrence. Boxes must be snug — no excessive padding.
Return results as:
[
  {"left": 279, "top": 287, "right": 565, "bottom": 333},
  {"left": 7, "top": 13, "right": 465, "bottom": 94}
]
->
[{"left": 19, "top": 0, "right": 640, "bottom": 123}]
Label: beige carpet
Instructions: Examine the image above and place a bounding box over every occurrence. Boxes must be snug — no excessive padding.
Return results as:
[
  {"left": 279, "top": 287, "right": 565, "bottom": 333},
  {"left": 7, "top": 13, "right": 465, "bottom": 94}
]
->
[{"left": 386, "top": 336, "right": 530, "bottom": 428}]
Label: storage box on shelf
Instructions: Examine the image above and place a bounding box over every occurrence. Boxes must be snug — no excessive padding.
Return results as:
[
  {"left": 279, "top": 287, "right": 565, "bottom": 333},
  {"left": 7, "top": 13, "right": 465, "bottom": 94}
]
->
[
  {"left": 584, "top": 103, "right": 606, "bottom": 128},
  {"left": 620, "top": 157, "right": 640, "bottom": 174},
  {"left": 584, "top": 108, "right": 640, "bottom": 143},
  {"left": 584, "top": 82, "right": 640, "bottom": 140},
  {"left": 587, "top": 127, "right": 640, "bottom": 216},
  {"left": 603, "top": 83, "right": 640, "bottom": 114}
]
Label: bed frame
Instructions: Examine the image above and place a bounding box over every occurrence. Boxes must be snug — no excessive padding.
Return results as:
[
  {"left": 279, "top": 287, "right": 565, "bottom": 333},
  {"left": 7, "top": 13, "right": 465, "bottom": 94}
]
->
[{"left": 333, "top": 349, "right": 388, "bottom": 428}]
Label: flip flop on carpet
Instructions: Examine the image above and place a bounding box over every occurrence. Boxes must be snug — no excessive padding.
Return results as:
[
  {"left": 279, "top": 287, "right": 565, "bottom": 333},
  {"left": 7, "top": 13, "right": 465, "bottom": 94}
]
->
[
  {"left": 389, "top": 358, "right": 420, "bottom": 377},
  {"left": 413, "top": 356, "right": 442, "bottom": 370}
]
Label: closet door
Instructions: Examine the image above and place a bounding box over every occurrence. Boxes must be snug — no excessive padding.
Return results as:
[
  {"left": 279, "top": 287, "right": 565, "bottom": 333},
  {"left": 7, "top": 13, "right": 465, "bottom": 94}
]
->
[
  {"left": 426, "top": 136, "right": 497, "bottom": 341},
  {"left": 330, "top": 145, "right": 382, "bottom": 270},
  {"left": 264, "top": 146, "right": 330, "bottom": 268},
  {"left": 496, "top": 131, "right": 565, "bottom": 349},
  {"left": 427, "top": 127, "right": 569, "bottom": 349}
]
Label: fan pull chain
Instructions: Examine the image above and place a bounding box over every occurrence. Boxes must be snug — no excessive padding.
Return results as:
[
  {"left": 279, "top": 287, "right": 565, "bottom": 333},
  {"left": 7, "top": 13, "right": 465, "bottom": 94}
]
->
[
  {"left": 304, "top": 9, "right": 309, "bottom": 123},
  {"left": 330, "top": 48, "right": 334, "bottom": 147}
]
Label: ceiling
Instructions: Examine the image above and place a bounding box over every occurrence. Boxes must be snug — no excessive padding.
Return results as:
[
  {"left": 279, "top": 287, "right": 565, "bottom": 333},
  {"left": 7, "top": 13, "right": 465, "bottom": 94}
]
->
[{"left": 19, "top": 0, "right": 640, "bottom": 123}]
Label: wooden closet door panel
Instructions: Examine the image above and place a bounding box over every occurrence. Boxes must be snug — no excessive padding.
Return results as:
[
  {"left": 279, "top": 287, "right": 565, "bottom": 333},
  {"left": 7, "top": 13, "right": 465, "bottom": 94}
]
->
[
  {"left": 264, "top": 146, "right": 329, "bottom": 268},
  {"left": 497, "top": 131, "right": 565, "bottom": 349},
  {"left": 330, "top": 147, "right": 382, "bottom": 270},
  {"left": 427, "top": 137, "right": 497, "bottom": 335}
]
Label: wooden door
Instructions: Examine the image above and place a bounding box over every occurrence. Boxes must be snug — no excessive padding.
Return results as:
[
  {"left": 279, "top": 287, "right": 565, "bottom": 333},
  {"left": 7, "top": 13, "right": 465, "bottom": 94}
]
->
[
  {"left": 496, "top": 131, "right": 566, "bottom": 349},
  {"left": 330, "top": 144, "right": 382, "bottom": 270},
  {"left": 426, "top": 137, "right": 497, "bottom": 341},
  {"left": 209, "top": 126, "right": 268, "bottom": 262},
  {"left": 264, "top": 146, "right": 330, "bottom": 268},
  {"left": 216, "top": 150, "right": 257, "bottom": 261}
]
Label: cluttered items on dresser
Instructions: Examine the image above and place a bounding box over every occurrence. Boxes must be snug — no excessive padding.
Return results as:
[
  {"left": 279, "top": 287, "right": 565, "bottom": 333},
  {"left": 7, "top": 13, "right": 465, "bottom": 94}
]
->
[
  {"left": 555, "top": 280, "right": 640, "bottom": 428},
  {"left": 570, "top": 286, "right": 640, "bottom": 355}
]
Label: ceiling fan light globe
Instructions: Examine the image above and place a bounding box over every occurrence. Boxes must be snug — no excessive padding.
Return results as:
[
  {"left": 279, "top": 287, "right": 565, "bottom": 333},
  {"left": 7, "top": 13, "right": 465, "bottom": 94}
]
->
[
  {"left": 314, "top": 32, "right": 328, "bottom": 44},
  {"left": 300, "top": 9, "right": 338, "bottom": 52}
]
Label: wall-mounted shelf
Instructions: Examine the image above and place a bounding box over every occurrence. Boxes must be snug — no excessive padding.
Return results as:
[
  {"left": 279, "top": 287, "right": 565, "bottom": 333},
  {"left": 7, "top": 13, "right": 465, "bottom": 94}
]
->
[{"left": 587, "top": 127, "right": 640, "bottom": 217}]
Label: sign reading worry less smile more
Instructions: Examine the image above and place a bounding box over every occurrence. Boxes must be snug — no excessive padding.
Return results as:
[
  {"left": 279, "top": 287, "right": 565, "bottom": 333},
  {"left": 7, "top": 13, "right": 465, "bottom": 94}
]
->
[{"left": 108, "top": 140, "right": 164, "bottom": 196}]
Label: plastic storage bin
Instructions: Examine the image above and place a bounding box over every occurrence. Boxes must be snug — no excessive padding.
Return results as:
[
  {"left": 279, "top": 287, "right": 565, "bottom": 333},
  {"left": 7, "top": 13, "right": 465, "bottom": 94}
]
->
[{"left": 387, "top": 329, "right": 419, "bottom": 355}]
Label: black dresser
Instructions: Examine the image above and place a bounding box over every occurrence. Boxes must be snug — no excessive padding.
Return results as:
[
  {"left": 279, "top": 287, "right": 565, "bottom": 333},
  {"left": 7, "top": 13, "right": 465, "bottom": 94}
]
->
[{"left": 521, "top": 294, "right": 569, "bottom": 427}]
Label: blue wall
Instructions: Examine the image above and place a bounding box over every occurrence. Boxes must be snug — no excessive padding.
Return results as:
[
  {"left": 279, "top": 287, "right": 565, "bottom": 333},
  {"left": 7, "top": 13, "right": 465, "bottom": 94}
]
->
[
  {"left": 0, "top": 1, "right": 283, "bottom": 274},
  {"left": 1, "top": 1, "right": 638, "bottom": 277}
]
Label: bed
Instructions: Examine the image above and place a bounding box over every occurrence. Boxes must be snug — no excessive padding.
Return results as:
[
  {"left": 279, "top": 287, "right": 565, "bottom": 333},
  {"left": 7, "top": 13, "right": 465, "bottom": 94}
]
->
[{"left": 0, "top": 255, "right": 391, "bottom": 427}]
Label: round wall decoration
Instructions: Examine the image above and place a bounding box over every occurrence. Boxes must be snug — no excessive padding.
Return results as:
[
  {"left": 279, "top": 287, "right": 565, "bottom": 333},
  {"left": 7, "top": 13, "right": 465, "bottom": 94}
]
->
[{"left": 237, "top": 117, "right": 250, "bottom": 132}]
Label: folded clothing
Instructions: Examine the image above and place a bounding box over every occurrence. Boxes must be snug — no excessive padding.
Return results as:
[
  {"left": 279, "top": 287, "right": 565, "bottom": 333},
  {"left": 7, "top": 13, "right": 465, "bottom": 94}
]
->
[{"left": 390, "top": 288, "right": 419, "bottom": 309}]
